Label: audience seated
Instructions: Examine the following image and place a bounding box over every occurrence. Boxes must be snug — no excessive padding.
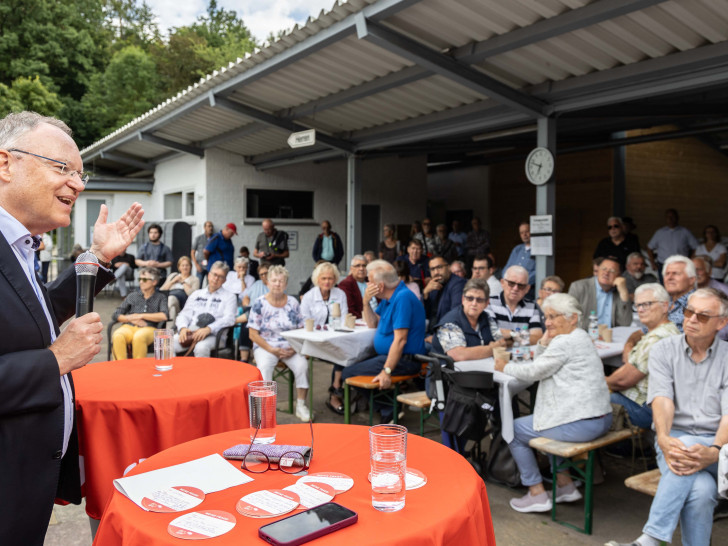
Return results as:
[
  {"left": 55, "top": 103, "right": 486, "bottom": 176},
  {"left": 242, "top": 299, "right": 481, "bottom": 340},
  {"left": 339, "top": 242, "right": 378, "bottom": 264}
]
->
[
  {"left": 110, "top": 251, "right": 136, "bottom": 298},
  {"left": 450, "top": 259, "right": 466, "bottom": 278},
  {"left": 300, "top": 262, "right": 348, "bottom": 327},
  {"left": 662, "top": 255, "right": 697, "bottom": 332},
  {"left": 363, "top": 250, "right": 376, "bottom": 263},
  {"left": 487, "top": 265, "right": 543, "bottom": 345},
  {"left": 414, "top": 218, "right": 439, "bottom": 257},
  {"left": 394, "top": 259, "right": 421, "bottom": 301},
  {"left": 242, "top": 262, "right": 270, "bottom": 307},
  {"left": 495, "top": 294, "right": 612, "bottom": 513},
  {"left": 247, "top": 265, "right": 310, "bottom": 421},
  {"left": 623, "top": 252, "right": 657, "bottom": 299},
  {"left": 471, "top": 254, "right": 501, "bottom": 298},
  {"left": 160, "top": 256, "right": 200, "bottom": 321},
  {"left": 111, "top": 267, "right": 168, "bottom": 360},
  {"left": 435, "top": 223, "right": 458, "bottom": 262},
  {"left": 606, "top": 288, "right": 728, "bottom": 546},
  {"left": 173, "top": 261, "right": 236, "bottom": 357},
  {"left": 396, "top": 239, "right": 430, "bottom": 289},
  {"left": 568, "top": 256, "right": 631, "bottom": 330},
  {"left": 606, "top": 284, "right": 679, "bottom": 429},
  {"left": 695, "top": 225, "right": 726, "bottom": 281},
  {"left": 536, "top": 275, "right": 564, "bottom": 308},
  {"left": 378, "top": 224, "right": 401, "bottom": 263},
  {"left": 693, "top": 255, "right": 728, "bottom": 295},
  {"left": 338, "top": 254, "right": 369, "bottom": 319},
  {"left": 239, "top": 246, "right": 259, "bottom": 280},
  {"left": 336, "top": 260, "right": 426, "bottom": 423},
  {"left": 423, "top": 255, "right": 466, "bottom": 332},
  {"left": 223, "top": 256, "right": 254, "bottom": 297},
  {"left": 593, "top": 217, "right": 641, "bottom": 270}
]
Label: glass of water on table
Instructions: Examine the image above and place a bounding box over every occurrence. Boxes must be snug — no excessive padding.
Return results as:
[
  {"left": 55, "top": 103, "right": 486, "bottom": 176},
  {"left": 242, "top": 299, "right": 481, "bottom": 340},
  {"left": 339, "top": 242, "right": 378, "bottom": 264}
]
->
[
  {"left": 249, "top": 380, "right": 277, "bottom": 444},
  {"left": 153, "top": 328, "right": 174, "bottom": 371},
  {"left": 369, "top": 424, "right": 407, "bottom": 512}
]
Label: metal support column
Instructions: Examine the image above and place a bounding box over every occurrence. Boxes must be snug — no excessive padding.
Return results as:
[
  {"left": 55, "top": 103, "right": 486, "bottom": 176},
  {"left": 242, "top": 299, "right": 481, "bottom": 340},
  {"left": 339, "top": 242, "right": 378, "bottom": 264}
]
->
[
  {"left": 346, "top": 155, "right": 362, "bottom": 264},
  {"left": 535, "top": 117, "right": 556, "bottom": 287},
  {"left": 612, "top": 131, "right": 626, "bottom": 217}
]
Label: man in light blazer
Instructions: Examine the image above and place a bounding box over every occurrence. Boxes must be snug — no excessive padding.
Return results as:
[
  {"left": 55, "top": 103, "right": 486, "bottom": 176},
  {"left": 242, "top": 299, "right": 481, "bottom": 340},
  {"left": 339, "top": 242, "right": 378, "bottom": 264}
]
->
[
  {"left": 568, "top": 256, "right": 632, "bottom": 330},
  {"left": 0, "top": 111, "right": 144, "bottom": 545}
]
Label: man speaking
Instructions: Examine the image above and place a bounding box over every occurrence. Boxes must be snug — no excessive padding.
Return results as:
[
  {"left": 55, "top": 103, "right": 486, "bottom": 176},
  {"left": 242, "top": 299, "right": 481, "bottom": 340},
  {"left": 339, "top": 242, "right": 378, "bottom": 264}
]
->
[{"left": 0, "top": 111, "right": 145, "bottom": 545}]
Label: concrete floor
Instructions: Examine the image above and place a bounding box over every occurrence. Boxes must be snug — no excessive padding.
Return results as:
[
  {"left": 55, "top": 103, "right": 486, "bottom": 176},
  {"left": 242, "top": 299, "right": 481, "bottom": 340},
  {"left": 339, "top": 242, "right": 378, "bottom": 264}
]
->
[{"left": 44, "top": 289, "right": 726, "bottom": 545}]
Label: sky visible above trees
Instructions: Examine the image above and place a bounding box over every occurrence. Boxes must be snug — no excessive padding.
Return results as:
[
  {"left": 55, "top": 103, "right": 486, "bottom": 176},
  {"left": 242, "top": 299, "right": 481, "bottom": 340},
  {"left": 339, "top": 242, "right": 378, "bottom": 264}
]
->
[{"left": 0, "top": 0, "right": 260, "bottom": 147}]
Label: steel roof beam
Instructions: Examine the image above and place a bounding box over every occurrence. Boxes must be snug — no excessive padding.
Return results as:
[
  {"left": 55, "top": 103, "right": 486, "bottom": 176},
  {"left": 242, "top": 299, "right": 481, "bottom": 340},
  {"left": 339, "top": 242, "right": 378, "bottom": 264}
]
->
[
  {"left": 211, "top": 94, "right": 355, "bottom": 153},
  {"left": 139, "top": 133, "right": 204, "bottom": 157},
  {"left": 99, "top": 152, "right": 153, "bottom": 171},
  {"left": 252, "top": 149, "right": 345, "bottom": 171},
  {"left": 355, "top": 15, "right": 548, "bottom": 117},
  {"left": 201, "top": 123, "right": 266, "bottom": 148}
]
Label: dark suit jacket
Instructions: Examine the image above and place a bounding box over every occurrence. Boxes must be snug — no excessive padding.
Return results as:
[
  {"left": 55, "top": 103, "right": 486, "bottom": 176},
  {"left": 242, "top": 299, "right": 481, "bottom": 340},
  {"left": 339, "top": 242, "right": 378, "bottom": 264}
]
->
[
  {"left": 567, "top": 277, "right": 632, "bottom": 330},
  {"left": 426, "top": 274, "right": 466, "bottom": 332},
  {"left": 0, "top": 232, "right": 112, "bottom": 546},
  {"left": 338, "top": 274, "right": 363, "bottom": 318}
]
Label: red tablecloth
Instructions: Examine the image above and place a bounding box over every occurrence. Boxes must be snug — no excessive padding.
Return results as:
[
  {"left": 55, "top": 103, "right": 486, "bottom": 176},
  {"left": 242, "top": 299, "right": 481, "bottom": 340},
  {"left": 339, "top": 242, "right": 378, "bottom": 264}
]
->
[
  {"left": 94, "top": 424, "right": 495, "bottom": 545},
  {"left": 74, "top": 357, "right": 262, "bottom": 518}
]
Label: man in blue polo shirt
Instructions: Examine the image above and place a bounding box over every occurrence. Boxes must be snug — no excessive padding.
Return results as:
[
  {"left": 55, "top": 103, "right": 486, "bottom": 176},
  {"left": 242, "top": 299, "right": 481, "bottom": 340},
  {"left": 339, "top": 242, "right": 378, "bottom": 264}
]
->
[
  {"left": 204, "top": 222, "right": 236, "bottom": 271},
  {"left": 340, "top": 259, "right": 426, "bottom": 422}
]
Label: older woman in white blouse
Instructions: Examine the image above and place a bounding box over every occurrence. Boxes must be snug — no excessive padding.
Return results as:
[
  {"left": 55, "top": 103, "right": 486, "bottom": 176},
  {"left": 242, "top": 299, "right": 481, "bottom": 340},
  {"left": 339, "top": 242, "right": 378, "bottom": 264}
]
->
[
  {"left": 300, "top": 262, "right": 348, "bottom": 327},
  {"left": 495, "top": 293, "right": 612, "bottom": 514}
]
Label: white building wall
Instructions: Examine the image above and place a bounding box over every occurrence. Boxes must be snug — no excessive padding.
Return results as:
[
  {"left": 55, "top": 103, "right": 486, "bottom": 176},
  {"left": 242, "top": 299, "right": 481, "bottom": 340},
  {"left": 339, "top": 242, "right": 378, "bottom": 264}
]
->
[{"left": 74, "top": 191, "right": 151, "bottom": 254}]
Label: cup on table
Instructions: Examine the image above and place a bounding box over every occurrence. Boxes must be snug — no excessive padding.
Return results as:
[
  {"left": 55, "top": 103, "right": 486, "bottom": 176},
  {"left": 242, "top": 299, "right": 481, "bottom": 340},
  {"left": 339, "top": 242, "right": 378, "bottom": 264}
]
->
[
  {"left": 305, "top": 318, "right": 315, "bottom": 332},
  {"left": 369, "top": 424, "right": 407, "bottom": 512},
  {"left": 249, "top": 380, "right": 277, "bottom": 444},
  {"left": 153, "top": 328, "right": 174, "bottom": 371},
  {"left": 493, "top": 347, "right": 510, "bottom": 363},
  {"left": 331, "top": 302, "right": 341, "bottom": 317},
  {"left": 598, "top": 324, "right": 608, "bottom": 338},
  {"left": 602, "top": 328, "right": 613, "bottom": 342},
  {"left": 345, "top": 314, "right": 356, "bottom": 328}
]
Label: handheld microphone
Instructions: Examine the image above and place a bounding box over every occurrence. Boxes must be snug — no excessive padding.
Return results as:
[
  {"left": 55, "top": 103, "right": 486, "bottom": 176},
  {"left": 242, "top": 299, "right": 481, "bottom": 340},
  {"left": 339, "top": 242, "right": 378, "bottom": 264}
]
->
[{"left": 75, "top": 251, "right": 100, "bottom": 317}]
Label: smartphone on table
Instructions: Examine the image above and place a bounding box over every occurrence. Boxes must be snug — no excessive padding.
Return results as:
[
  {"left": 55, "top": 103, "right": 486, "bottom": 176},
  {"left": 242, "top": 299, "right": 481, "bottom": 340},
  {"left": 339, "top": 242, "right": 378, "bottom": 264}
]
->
[{"left": 258, "top": 502, "right": 357, "bottom": 546}]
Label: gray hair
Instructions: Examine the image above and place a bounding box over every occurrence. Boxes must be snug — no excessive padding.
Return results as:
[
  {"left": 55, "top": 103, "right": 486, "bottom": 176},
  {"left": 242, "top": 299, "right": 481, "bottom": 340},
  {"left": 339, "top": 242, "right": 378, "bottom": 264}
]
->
[
  {"left": 351, "top": 254, "right": 366, "bottom": 266},
  {"left": 312, "top": 261, "right": 340, "bottom": 286},
  {"left": 690, "top": 288, "right": 728, "bottom": 318},
  {"left": 662, "top": 255, "right": 697, "bottom": 279},
  {"left": 606, "top": 216, "right": 624, "bottom": 228},
  {"left": 463, "top": 278, "right": 490, "bottom": 299},
  {"left": 504, "top": 265, "right": 529, "bottom": 282},
  {"left": 542, "top": 293, "right": 583, "bottom": 323},
  {"left": 267, "top": 264, "right": 289, "bottom": 282},
  {"left": 0, "top": 111, "right": 72, "bottom": 148},
  {"left": 626, "top": 252, "right": 644, "bottom": 264},
  {"left": 138, "top": 267, "right": 159, "bottom": 282},
  {"left": 210, "top": 261, "right": 230, "bottom": 275},
  {"left": 234, "top": 256, "right": 249, "bottom": 267},
  {"left": 367, "top": 259, "right": 399, "bottom": 289},
  {"left": 634, "top": 283, "right": 670, "bottom": 303},
  {"left": 540, "top": 275, "right": 565, "bottom": 291},
  {"left": 693, "top": 254, "right": 713, "bottom": 272}
]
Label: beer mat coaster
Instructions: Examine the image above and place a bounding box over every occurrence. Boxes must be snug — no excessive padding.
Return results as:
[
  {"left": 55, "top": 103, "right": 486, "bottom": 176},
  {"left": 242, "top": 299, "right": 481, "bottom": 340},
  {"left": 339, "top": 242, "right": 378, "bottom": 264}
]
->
[
  {"left": 297, "top": 472, "right": 353, "bottom": 494},
  {"left": 236, "top": 489, "right": 300, "bottom": 518},
  {"left": 283, "top": 482, "right": 336, "bottom": 509},
  {"left": 367, "top": 468, "right": 427, "bottom": 490},
  {"left": 142, "top": 486, "right": 205, "bottom": 513},
  {"left": 223, "top": 444, "right": 310, "bottom": 462},
  {"left": 167, "top": 510, "right": 236, "bottom": 540}
]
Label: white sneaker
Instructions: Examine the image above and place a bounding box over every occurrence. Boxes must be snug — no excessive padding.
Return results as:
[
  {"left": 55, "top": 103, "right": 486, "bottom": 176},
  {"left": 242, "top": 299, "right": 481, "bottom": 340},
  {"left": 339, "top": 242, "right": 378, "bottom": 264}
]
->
[{"left": 295, "top": 402, "right": 311, "bottom": 422}]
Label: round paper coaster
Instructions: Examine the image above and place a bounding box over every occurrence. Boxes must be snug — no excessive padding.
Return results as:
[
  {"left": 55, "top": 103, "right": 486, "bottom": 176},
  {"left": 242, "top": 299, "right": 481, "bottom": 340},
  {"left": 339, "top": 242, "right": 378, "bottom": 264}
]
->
[
  {"left": 167, "top": 510, "right": 236, "bottom": 540},
  {"left": 298, "top": 472, "right": 354, "bottom": 494},
  {"left": 368, "top": 468, "right": 427, "bottom": 490},
  {"left": 283, "top": 481, "right": 336, "bottom": 509},
  {"left": 236, "top": 489, "right": 300, "bottom": 518},
  {"left": 142, "top": 486, "right": 205, "bottom": 513}
]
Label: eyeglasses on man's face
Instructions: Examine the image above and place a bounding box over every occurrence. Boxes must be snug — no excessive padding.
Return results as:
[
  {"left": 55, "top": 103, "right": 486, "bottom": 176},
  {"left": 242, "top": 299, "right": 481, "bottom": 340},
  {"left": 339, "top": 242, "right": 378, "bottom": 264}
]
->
[
  {"left": 683, "top": 307, "right": 723, "bottom": 324},
  {"left": 8, "top": 148, "right": 90, "bottom": 186},
  {"left": 242, "top": 419, "right": 314, "bottom": 474},
  {"left": 504, "top": 279, "right": 528, "bottom": 290}
]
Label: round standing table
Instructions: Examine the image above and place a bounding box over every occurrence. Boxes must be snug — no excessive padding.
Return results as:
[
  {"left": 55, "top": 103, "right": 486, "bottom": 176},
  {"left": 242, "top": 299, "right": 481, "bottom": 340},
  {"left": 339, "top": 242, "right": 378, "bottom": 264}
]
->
[
  {"left": 74, "top": 357, "right": 262, "bottom": 518},
  {"left": 94, "top": 423, "right": 495, "bottom": 545}
]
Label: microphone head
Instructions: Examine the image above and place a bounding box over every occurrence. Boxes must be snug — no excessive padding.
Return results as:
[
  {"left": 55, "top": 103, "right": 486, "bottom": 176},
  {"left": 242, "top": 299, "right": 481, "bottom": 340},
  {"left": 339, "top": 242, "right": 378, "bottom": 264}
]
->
[{"left": 75, "top": 251, "right": 100, "bottom": 276}]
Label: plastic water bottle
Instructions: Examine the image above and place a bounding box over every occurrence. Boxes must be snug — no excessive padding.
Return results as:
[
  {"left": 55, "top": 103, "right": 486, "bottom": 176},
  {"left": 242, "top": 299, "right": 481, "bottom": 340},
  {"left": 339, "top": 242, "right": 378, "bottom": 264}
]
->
[
  {"left": 511, "top": 329, "right": 522, "bottom": 362},
  {"left": 520, "top": 325, "right": 531, "bottom": 361},
  {"left": 588, "top": 311, "right": 599, "bottom": 342},
  {"left": 489, "top": 319, "right": 503, "bottom": 341}
]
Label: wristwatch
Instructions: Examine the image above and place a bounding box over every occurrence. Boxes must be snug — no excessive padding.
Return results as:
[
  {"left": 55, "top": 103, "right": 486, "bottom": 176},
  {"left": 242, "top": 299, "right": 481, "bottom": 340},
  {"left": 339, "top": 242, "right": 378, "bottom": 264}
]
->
[{"left": 383, "top": 366, "right": 392, "bottom": 375}]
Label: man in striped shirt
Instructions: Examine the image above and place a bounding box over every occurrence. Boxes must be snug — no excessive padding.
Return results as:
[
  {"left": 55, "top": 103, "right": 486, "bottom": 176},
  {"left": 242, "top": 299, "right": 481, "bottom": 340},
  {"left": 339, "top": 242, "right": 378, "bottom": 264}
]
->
[{"left": 486, "top": 265, "right": 544, "bottom": 346}]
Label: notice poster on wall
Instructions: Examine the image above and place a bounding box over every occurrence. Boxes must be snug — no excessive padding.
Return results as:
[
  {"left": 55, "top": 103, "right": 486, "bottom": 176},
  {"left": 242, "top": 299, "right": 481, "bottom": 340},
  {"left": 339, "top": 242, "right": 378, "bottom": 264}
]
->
[
  {"left": 287, "top": 231, "right": 298, "bottom": 251},
  {"left": 531, "top": 236, "right": 553, "bottom": 256}
]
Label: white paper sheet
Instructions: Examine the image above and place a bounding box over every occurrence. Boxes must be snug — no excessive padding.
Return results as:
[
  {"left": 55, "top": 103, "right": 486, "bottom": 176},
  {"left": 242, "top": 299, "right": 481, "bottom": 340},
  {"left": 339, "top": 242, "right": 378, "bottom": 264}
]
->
[{"left": 114, "top": 454, "right": 254, "bottom": 510}]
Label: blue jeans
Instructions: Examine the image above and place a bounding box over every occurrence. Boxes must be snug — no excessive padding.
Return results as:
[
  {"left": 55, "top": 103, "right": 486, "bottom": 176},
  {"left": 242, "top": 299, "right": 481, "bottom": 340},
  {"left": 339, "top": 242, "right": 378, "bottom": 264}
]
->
[
  {"left": 339, "top": 354, "right": 421, "bottom": 418},
  {"left": 509, "top": 413, "right": 612, "bottom": 486},
  {"left": 643, "top": 430, "right": 718, "bottom": 545},
  {"left": 610, "top": 392, "right": 653, "bottom": 430}
]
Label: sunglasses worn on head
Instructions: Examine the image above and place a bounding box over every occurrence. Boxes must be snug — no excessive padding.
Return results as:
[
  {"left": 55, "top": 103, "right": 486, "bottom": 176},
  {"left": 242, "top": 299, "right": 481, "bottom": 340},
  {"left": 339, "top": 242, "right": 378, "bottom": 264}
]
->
[{"left": 684, "top": 308, "right": 722, "bottom": 324}]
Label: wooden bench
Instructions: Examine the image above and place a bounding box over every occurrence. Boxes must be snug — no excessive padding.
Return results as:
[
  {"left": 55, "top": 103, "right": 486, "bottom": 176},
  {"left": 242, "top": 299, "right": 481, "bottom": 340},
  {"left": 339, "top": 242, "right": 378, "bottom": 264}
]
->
[
  {"left": 625, "top": 468, "right": 661, "bottom": 497},
  {"left": 529, "top": 428, "right": 640, "bottom": 535},
  {"left": 344, "top": 374, "right": 418, "bottom": 425},
  {"left": 396, "top": 391, "right": 439, "bottom": 436}
]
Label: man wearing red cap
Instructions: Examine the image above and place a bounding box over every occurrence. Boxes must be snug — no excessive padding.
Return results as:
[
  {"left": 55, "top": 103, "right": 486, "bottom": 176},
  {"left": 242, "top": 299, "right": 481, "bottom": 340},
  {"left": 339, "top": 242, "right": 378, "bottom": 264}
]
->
[{"left": 204, "top": 222, "right": 237, "bottom": 271}]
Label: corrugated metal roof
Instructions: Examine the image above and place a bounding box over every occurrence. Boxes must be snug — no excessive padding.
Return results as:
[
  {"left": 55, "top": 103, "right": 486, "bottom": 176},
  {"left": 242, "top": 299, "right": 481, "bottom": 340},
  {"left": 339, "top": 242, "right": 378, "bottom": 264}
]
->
[{"left": 82, "top": 0, "right": 728, "bottom": 175}]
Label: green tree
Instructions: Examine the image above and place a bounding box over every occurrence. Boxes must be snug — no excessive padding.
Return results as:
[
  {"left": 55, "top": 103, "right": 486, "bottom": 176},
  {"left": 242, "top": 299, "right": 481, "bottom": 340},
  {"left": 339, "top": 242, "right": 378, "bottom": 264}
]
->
[{"left": 0, "top": 76, "right": 63, "bottom": 117}]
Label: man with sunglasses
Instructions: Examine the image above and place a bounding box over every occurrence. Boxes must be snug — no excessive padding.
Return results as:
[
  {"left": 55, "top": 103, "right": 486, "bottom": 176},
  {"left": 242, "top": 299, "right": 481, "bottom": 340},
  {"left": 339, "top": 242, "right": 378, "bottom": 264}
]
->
[
  {"left": 568, "top": 256, "right": 632, "bottom": 331},
  {"left": 606, "top": 288, "right": 728, "bottom": 546},
  {"left": 593, "top": 217, "right": 641, "bottom": 270},
  {"left": 0, "top": 112, "right": 145, "bottom": 545},
  {"left": 487, "top": 265, "right": 544, "bottom": 345}
]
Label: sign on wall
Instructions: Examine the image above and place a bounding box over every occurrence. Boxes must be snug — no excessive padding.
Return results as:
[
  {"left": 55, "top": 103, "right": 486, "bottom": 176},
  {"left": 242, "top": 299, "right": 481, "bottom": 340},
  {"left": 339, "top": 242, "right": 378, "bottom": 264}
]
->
[{"left": 287, "top": 231, "right": 298, "bottom": 251}]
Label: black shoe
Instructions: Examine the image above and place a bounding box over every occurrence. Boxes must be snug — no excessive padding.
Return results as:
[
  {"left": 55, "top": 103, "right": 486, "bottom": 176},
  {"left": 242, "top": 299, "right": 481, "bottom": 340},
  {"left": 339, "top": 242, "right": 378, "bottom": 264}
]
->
[{"left": 325, "top": 387, "right": 345, "bottom": 416}]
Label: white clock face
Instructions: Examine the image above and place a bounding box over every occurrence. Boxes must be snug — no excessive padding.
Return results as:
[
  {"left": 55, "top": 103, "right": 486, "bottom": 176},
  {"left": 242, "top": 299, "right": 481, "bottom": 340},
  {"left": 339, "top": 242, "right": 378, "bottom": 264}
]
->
[{"left": 525, "top": 147, "right": 554, "bottom": 185}]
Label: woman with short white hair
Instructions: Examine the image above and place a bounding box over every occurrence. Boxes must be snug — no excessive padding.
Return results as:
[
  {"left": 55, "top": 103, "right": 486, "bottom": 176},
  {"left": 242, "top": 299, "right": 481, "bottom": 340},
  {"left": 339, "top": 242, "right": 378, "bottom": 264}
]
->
[
  {"left": 495, "top": 293, "right": 612, "bottom": 514},
  {"left": 300, "top": 262, "right": 348, "bottom": 327}
]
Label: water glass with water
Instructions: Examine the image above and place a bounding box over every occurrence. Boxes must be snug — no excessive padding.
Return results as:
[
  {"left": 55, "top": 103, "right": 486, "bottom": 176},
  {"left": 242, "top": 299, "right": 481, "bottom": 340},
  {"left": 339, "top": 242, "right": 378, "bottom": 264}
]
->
[
  {"left": 369, "top": 424, "right": 407, "bottom": 512},
  {"left": 154, "top": 328, "right": 174, "bottom": 371},
  {"left": 249, "top": 380, "right": 277, "bottom": 444}
]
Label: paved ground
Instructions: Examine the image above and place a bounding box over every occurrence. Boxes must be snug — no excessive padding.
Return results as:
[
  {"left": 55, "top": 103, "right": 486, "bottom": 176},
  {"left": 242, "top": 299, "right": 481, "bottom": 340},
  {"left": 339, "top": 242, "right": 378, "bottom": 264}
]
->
[{"left": 44, "top": 289, "right": 726, "bottom": 545}]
